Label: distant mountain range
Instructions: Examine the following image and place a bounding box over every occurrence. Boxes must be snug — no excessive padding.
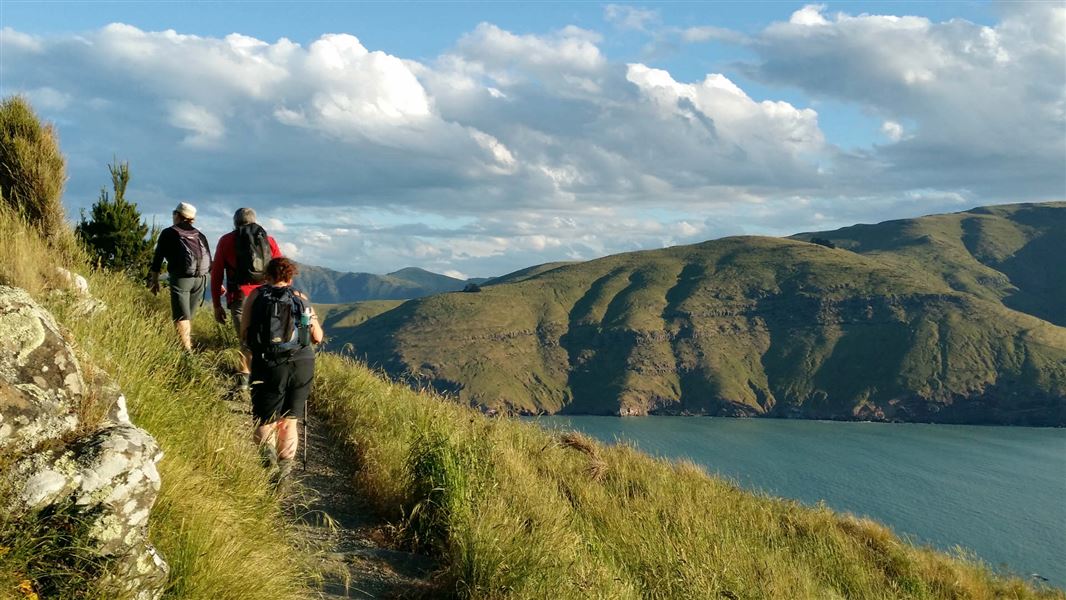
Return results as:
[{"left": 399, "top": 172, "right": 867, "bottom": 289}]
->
[
  {"left": 320, "top": 202, "right": 1066, "bottom": 425},
  {"left": 294, "top": 265, "right": 487, "bottom": 303}
]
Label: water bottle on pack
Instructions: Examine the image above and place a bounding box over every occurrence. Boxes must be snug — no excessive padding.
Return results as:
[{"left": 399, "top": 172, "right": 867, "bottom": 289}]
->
[{"left": 298, "top": 306, "right": 312, "bottom": 346}]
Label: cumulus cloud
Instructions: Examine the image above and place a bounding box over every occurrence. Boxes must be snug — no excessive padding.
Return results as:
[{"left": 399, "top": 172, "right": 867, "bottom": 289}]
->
[
  {"left": 746, "top": 3, "right": 1066, "bottom": 198},
  {"left": 168, "top": 101, "right": 224, "bottom": 147},
  {"left": 1, "top": 6, "right": 1060, "bottom": 276}
]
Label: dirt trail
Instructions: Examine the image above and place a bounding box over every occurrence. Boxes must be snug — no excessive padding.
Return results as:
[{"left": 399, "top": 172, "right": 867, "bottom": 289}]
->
[
  {"left": 296, "top": 417, "right": 437, "bottom": 599},
  {"left": 221, "top": 392, "right": 437, "bottom": 599}
]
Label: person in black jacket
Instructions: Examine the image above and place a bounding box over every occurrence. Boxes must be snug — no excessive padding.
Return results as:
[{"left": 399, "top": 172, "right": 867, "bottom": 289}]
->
[
  {"left": 240, "top": 258, "right": 323, "bottom": 488},
  {"left": 150, "top": 202, "right": 211, "bottom": 351}
]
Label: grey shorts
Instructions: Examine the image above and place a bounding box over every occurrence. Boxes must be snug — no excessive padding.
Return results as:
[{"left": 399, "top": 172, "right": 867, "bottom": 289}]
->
[
  {"left": 229, "top": 302, "right": 243, "bottom": 338},
  {"left": 229, "top": 298, "right": 250, "bottom": 349},
  {"left": 169, "top": 275, "right": 207, "bottom": 322}
]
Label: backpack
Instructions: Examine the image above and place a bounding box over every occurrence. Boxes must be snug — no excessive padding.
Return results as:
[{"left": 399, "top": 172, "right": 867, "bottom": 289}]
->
[
  {"left": 248, "top": 286, "right": 308, "bottom": 360},
  {"left": 174, "top": 226, "right": 210, "bottom": 277},
  {"left": 235, "top": 223, "right": 272, "bottom": 285}
]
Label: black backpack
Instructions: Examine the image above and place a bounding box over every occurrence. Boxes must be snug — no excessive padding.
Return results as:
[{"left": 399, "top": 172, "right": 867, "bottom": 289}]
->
[
  {"left": 235, "top": 223, "right": 272, "bottom": 285},
  {"left": 248, "top": 286, "right": 308, "bottom": 359},
  {"left": 174, "top": 226, "right": 210, "bottom": 277}
]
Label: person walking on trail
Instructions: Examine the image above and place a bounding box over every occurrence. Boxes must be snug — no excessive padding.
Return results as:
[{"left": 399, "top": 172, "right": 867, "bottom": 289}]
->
[
  {"left": 150, "top": 202, "right": 211, "bottom": 352},
  {"left": 211, "top": 208, "right": 282, "bottom": 392},
  {"left": 240, "top": 257, "right": 322, "bottom": 488}
]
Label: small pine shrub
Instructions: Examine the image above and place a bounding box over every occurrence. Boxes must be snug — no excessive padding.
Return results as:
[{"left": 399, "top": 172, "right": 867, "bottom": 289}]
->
[
  {"left": 0, "top": 96, "right": 66, "bottom": 237},
  {"left": 76, "top": 160, "right": 159, "bottom": 281}
]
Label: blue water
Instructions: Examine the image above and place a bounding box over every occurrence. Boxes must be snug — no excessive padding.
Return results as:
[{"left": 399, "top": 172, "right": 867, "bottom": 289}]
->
[{"left": 530, "top": 416, "right": 1066, "bottom": 587}]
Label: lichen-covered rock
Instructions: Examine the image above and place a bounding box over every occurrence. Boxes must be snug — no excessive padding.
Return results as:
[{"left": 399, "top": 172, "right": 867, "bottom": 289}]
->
[
  {"left": 56, "top": 267, "right": 90, "bottom": 296},
  {"left": 7, "top": 425, "right": 169, "bottom": 598},
  {"left": 0, "top": 285, "right": 82, "bottom": 452},
  {"left": 1, "top": 286, "right": 168, "bottom": 599},
  {"left": 51, "top": 268, "right": 108, "bottom": 316}
]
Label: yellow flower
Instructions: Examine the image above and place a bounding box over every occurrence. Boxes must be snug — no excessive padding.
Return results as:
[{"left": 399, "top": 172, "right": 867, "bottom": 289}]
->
[{"left": 18, "top": 579, "right": 39, "bottom": 600}]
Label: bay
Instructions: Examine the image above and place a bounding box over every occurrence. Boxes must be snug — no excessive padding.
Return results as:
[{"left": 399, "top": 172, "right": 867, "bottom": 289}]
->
[{"left": 531, "top": 416, "right": 1066, "bottom": 587}]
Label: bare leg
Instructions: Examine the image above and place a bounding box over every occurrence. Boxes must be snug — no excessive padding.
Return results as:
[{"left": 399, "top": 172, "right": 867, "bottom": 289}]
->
[
  {"left": 175, "top": 319, "right": 193, "bottom": 352},
  {"left": 276, "top": 418, "right": 299, "bottom": 460},
  {"left": 254, "top": 422, "right": 279, "bottom": 469},
  {"left": 254, "top": 422, "right": 278, "bottom": 447}
]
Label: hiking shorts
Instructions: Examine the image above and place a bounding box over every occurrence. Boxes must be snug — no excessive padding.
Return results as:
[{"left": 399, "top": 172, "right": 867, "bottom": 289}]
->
[
  {"left": 169, "top": 275, "right": 207, "bottom": 322},
  {"left": 250, "top": 357, "right": 314, "bottom": 425}
]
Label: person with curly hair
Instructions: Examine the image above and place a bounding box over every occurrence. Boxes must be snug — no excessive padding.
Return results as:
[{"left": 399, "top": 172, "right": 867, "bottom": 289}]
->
[{"left": 239, "top": 257, "right": 323, "bottom": 488}]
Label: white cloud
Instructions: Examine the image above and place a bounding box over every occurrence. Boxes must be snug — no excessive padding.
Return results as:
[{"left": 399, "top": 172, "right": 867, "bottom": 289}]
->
[
  {"left": 168, "top": 101, "right": 224, "bottom": 147},
  {"left": 748, "top": 3, "right": 1065, "bottom": 198},
  {"left": 626, "top": 63, "right": 824, "bottom": 156},
  {"left": 604, "top": 5, "right": 660, "bottom": 32},
  {"left": 24, "top": 87, "right": 72, "bottom": 110},
  {"left": 1, "top": 27, "right": 42, "bottom": 52},
  {"left": 789, "top": 4, "right": 830, "bottom": 26},
  {"left": 3, "top": 8, "right": 1061, "bottom": 276},
  {"left": 680, "top": 26, "right": 748, "bottom": 45},
  {"left": 881, "top": 120, "right": 903, "bottom": 142},
  {"left": 454, "top": 23, "right": 606, "bottom": 82},
  {"left": 279, "top": 241, "right": 300, "bottom": 258}
]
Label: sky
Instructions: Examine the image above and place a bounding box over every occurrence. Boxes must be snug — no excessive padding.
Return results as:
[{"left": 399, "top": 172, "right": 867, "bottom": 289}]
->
[{"left": 2, "top": 1, "right": 1063, "bottom": 279}]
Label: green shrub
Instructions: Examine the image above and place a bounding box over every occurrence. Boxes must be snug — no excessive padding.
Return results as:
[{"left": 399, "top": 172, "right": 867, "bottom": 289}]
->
[
  {"left": 76, "top": 160, "right": 159, "bottom": 281},
  {"left": 0, "top": 96, "right": 66, "bottom": 237}
]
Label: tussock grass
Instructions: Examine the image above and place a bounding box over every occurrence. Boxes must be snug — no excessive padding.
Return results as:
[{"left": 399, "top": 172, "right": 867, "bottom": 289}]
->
[
  {"left": 314, "top": 352, "right": 1063, "bottom": 599},
  {"left": 0, "top": 97, "right": 67, "bottom": 237},
  {"left": 0, "top": 207, "right": 314, "bottom": 599}
]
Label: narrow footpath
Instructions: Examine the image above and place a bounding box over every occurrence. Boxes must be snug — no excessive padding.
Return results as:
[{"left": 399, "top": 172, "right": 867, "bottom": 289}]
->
[
  {"left": 296, "top": 417, "right": 438, "bottom": 599},
  {"left": 221, "top": 390, "right": 437, "bottom": 599}
]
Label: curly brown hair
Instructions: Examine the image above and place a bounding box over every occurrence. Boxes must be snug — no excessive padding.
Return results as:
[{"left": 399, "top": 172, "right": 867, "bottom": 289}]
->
[{"left": 266, "top": 257, "right": 299, "bottom": 283}]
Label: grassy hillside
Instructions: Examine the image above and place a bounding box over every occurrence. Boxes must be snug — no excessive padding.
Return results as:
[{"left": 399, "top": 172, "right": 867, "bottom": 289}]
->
[
  {"left": 295, "top": 264, "right": 469, "bottom": 303},
  {"left": 313, "top": 352, "right": 1062, "bottom": 599},
  {"left": 0, "top": 208, "right": 314, "bottom": 599},
  {"left": 316, "top": 300, "right": 407, "bottom": 351},
  {"left": 792, "top": 202, "right": 1066, "bottom": 327},
  {"left": 482, "top": 261, "right": 574, "bottom": 286},
  {"left": 336, "top": 203, "right": 1066, "bottom": 423}
]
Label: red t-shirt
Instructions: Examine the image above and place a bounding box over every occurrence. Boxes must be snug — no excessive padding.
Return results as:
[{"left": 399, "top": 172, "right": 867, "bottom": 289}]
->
[{"left": 211, "top": 230, "right": 282, "bottom": 308}]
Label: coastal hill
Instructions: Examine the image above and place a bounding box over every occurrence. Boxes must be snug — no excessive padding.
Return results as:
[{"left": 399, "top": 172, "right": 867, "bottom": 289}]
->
[
  {"left": 332, "top": 202, "right": 1066, "bottom": 424},
  {"left": 295, "top": 264, "right": 484, "bottom": 303}
]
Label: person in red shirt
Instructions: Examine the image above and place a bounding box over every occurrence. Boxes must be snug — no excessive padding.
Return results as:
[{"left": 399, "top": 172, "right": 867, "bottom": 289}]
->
[{"left": 211, "top": 207, "right": 282, "bottom": 391}]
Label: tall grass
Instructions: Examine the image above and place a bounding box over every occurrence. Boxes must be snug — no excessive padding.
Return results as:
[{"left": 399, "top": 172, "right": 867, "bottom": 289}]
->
[
  {"left": 313, "top": 352, "right": 1062, "bottom": 599},
  {"left": 0, "top": 97, "right": 67, "bottom": 237},
  {"left": 0, "top": 207, "right": 314, "bottom": 599}
]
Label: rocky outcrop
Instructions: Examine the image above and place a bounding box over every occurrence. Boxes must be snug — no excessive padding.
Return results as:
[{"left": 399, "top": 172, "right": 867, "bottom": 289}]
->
[
  {"left": 0, "top": 285, "right": 168, "bottom": 599},
  {"left": 0, "top": 285, "right": 82, "bottom": 452},
  {"left": 54, "top": 266, "right": 107, "bottom": 316}
]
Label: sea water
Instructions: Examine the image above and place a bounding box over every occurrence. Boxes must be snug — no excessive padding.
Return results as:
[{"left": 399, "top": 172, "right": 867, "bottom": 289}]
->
[{"left": 531, "top": 416, "right": 1066, "bottom": 587}]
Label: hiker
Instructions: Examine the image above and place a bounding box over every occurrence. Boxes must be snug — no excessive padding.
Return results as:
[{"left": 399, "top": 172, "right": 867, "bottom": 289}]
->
[
  {"left": 150, "top": 202, "right": 211, "bottom": 352},
  {"left": 211, "top": 208, "right": 282, "bottom": 392},
  {"left": 239, "top": 257, "right": 322, "bottom": 487}
]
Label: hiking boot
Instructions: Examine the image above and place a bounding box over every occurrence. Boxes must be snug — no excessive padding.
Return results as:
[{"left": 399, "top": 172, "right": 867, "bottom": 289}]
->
[
  {"left": 232, "top": 373, "right": 251, "bottom": 401},
  {"left": 275, "top": 458, "right": 295, "bottom": 494},
  {"left": 259, "top": 444, "right": 279, "bottom": 471}
]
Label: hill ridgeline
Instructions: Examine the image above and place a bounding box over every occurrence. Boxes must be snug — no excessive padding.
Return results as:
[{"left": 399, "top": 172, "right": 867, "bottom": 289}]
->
[
  {"left": 295, "top": 264, "right": 480, "bottom": 303},
  {"left": 330, "top": 202, "right": 1066, "bottom": 424}
]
